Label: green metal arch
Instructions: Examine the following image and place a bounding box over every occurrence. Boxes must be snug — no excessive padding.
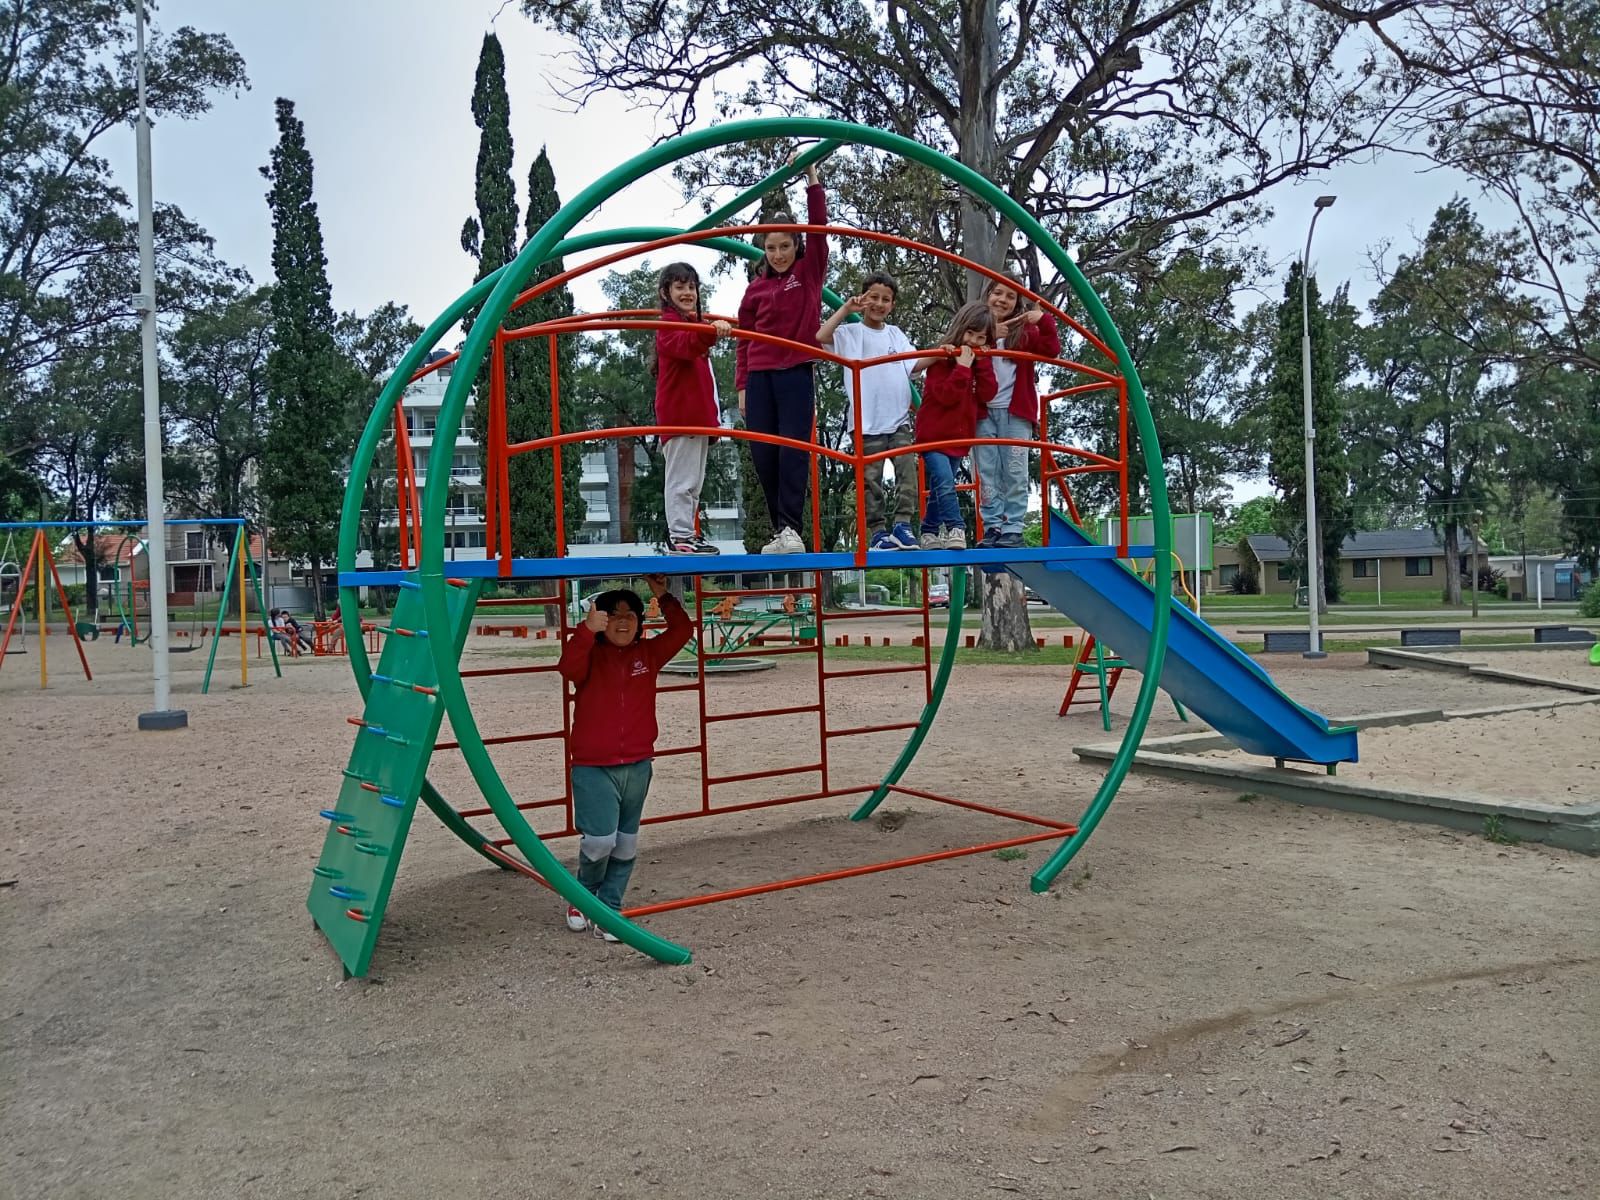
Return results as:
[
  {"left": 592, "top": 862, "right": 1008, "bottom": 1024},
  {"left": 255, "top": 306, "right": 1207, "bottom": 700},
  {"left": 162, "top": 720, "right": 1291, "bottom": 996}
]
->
[{"left": 347, "top": 117, "right": 1171, "bottom": 961}]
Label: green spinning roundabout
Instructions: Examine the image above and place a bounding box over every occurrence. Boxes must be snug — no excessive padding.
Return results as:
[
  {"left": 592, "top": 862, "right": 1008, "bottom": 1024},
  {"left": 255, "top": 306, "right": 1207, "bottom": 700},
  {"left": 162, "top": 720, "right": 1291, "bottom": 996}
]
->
[{"left": 312, "top": 117, "right": 1356, "bottom": 977}]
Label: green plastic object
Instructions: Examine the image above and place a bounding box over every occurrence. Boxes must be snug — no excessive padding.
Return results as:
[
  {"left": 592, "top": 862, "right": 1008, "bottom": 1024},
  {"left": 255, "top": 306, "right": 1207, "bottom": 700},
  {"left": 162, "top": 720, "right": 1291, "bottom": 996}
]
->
[
  {"left": 307, "top": 580, "right": 479, "bottom": 978},
  {"left": 851, "top": 568, "right": 967, "bottom": 820},
  {"left": 329, "top": 116, "right": 1173, "bottom": 970},
  {"left": 1590, "top": 643, "right": 1600, "bottom": 666}
]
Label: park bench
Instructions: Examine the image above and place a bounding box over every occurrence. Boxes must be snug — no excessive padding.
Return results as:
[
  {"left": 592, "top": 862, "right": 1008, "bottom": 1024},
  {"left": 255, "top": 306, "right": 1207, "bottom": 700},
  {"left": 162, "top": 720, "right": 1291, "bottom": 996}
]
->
[
  {"left": 1400, "top": 627, "right": 1461, "bottom": 647},
  {"left": 1534, "top": 624, "right": 1596, "bottom": 644}
]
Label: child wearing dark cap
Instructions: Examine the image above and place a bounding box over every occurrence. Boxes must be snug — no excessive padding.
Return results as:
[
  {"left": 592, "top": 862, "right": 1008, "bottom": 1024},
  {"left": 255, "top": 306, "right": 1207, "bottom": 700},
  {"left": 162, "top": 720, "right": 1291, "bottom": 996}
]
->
[{"left": 556, "top": 574, "right": 692, "bottom": 940}]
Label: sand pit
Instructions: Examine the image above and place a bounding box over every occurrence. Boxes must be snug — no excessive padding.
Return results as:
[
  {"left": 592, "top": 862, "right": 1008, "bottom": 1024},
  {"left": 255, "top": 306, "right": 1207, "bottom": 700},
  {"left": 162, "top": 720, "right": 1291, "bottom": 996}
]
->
[
  {"left": 1434, "top": 646, "right": 1600, "bottom": 688},
  {"left": 1200, "top": 702, "right": 1600, "bottom": 806},
  {"left": 3, "top": 637, "right": 1598, "bottom": 1198}
]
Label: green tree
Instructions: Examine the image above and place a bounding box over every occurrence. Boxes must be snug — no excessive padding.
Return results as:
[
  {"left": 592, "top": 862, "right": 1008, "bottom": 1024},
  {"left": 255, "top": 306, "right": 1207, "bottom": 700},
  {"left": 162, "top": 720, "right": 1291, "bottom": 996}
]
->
[
  {"left": 0, "top": 0, "right": 247, "bottom": 385},
  {"left": 33, "top": 328, "right": 194, "bottom": 617},
  {"left": 460, "top": 34, "right": 582, "bottom": 559},
  {"left": 168, "top": 286, "right": 274, "bottom": 525},
  {"left": 1262, "top": 263, "right": 1353, "bottom": 606},
  {"left": 1350, "top": 200, "right": 1541, "bottom": 602},
  {"left": 261, "top": 98, "right": 358, "bottom": 617},
  {"left": 1215, "top": 495, "right": 1280, "bottom": 542}
]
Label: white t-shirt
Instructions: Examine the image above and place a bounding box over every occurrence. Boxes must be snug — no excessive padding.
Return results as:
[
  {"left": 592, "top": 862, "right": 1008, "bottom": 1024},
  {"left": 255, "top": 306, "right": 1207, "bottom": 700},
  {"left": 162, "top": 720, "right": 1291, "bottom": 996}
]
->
[
  {"left": 990, "top": 337, "right": 1018, "bottom": 409},
  {"left": 829, "top": 321, "right": 916, "bottom": 435}
]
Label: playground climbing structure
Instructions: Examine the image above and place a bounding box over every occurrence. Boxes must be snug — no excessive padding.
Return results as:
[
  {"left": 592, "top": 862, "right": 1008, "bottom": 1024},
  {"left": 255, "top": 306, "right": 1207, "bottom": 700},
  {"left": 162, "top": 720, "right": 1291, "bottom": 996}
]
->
[{"left": 314, "top": 118, "right": 1358, "bottom": 976}]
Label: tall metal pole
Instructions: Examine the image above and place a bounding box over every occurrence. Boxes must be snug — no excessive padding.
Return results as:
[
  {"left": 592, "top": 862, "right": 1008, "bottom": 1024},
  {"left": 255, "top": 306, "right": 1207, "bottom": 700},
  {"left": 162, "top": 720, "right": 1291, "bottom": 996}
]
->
[
  {"left": 1300, "top": 195, "right": 1336, "bottom": 661},
  {"left": 134, "top": 4, "right": 187, "bottom": 731}
]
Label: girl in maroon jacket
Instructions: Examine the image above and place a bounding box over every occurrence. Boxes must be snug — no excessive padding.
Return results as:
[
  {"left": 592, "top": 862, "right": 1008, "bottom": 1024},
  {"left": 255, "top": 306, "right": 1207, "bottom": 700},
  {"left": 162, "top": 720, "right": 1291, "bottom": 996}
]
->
[
  {"left": 735, "top": 157, "right": 829, "bottom": 554},
  {"left": 978, "top": 275, "right": 1062, "bottom": 547},
  {"left": 914, "top": 301, "right": 999, "bottom": 550},
  {"left": 557, "top": 574, "right": 692, "bottom": 939},
  {"left": 653, "top": 262, "right": 732, "bottom": 555}
]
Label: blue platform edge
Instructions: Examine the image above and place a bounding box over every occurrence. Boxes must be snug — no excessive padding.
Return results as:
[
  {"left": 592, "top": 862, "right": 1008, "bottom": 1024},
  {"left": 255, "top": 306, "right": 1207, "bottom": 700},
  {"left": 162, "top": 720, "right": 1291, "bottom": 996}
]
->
[
  {"left": 337, "top": 542, "right": 1159, "bottom": 587},
  {"left": 1009, "top": 513, "right": 1358, "bottom": 766}
]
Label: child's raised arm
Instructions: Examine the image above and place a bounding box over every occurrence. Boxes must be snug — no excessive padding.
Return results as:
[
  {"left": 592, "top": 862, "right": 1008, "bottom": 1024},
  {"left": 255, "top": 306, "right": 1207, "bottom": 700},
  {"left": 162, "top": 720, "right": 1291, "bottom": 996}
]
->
[
  {"left": 643, "top": 576, "right": 693, "bottom": 668},
  {"left": 559, "top": 605, "right": 609, "bottom": 685},
  {"left": 816, "top": 295, "right": 862, "bottom": 347},
  {"left": 801, "top": 159, "right": 828, "bottom": 281}
]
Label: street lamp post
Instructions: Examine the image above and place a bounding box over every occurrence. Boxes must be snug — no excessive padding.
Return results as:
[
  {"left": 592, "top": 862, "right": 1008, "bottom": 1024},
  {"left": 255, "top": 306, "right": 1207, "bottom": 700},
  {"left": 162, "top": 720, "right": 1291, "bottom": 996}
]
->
[
  {"left": 1300, "top": 194, "right": 1336, "bottom": 661},
  {"left": 134, "top": 4, "right": 186, "bottom": 730}
]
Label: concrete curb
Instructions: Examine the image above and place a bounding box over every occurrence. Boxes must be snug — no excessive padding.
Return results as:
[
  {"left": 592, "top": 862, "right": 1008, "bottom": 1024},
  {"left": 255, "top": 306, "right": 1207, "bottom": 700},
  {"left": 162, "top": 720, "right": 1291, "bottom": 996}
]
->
[
  {"left": 1367, "top": 646, "right": 1600, "bottom": 695},
  {"left": 1084, "top": 696, "right": 1600, "bottom": 855}
]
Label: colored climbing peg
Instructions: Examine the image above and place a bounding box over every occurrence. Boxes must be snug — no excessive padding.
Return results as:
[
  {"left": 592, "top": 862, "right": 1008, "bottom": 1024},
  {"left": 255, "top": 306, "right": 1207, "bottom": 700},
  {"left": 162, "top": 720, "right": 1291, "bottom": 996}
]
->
[
  {"left": 328, "top": 885, "right": 368, "bottom": 901},
  {"left": 378, "top": 794, "right": 405, "bottom": 808},
  {"left": 318, "top": 810, "right": 355, "bottom": 823},
  {"left": 354, "top": 841, "right": 388, "bottom": 857},
  {"left": 311, "top": 865, "right": 343, "bottom": 879}
]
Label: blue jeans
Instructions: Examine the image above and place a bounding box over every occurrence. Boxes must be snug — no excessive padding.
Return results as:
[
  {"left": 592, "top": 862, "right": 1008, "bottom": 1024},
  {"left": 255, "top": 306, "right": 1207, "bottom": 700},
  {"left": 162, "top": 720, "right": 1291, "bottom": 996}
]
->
[
  {"left": 974, "top": 408, "right": 1031, "bottom": 536},
  {"left": 920, "top": 452, "right": 963, "bottom": 534},
  {"left": 571, "top": 761, "right": 653, "bottom": 910}
]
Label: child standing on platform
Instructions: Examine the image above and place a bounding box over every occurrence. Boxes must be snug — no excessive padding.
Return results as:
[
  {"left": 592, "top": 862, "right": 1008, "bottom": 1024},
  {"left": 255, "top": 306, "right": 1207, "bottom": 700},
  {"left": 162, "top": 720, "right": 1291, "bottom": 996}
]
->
[
  {"left": 653, "top": 262, "right": 732, "bottom": 555},
  {"left": 914, "top": 301, "right": 998, "bottom": 550},
  {"left": 735, "top": 156, "right": 829, "bottom": 554},
  {"left": 557, "top": 574, "right": 692, "bottom": 940},
  {"left": 977, "top": 275, "right": 1061, "bottom": 547},
  {"left": 816, "top": 272, "right": 919, "bottom": 551}
]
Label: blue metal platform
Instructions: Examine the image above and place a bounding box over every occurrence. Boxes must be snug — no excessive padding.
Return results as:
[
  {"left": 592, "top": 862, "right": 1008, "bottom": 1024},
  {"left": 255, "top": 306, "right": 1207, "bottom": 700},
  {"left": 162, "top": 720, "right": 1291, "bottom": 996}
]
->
[{"left": 338, "top": 541, "right": 1159, "bottom": 587}]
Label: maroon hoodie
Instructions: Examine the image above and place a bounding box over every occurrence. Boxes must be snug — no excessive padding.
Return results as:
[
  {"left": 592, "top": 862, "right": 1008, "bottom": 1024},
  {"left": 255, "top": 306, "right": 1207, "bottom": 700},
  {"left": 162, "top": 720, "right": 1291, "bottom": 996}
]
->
[
  {"left": 560, "top": 595, "right": 693, "bottom": 767},
  {"left": 734, "top": 182, "right": 829, "bottom": 389},
  {"left": 915, "top": 357, "right": 997, "bottom": 458},
  {"left": 654, "top": 308, "right": 719, "bottom": 442}
]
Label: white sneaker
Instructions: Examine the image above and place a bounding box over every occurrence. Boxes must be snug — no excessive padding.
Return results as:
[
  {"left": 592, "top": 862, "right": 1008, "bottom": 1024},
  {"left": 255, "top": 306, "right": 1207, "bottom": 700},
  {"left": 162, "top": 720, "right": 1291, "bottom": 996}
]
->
[
  {"left": 942, "top": 526, "right": 968, "bottom": 550},
  {"left": 588, "top": 919, "right": 621, "bottom": 943},
  {"left": 781, "top": 527, "right": 806, "bottom": 553},
  {"left": 919, "top": 529, "right": 943, "bottom": 549},
  {"left": 761, "top": 529, "right": 789, "bottom": 554},
  {"left": 564, "top": 904, "right": 586, "bottom": 933}
]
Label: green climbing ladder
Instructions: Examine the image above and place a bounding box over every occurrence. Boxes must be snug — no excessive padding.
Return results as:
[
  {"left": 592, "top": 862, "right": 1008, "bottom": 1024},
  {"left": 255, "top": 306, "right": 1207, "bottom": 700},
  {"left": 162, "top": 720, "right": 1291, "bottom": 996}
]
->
[{"left": 308, "top": 578, "right": 480, "bottom": 977}]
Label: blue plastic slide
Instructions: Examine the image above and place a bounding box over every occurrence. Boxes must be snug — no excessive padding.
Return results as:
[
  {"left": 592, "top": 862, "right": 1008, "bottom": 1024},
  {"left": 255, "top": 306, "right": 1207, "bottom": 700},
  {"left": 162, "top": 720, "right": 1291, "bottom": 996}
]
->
[{"left": 1009, "top": 513, "right": 1358, "bottom": 764}]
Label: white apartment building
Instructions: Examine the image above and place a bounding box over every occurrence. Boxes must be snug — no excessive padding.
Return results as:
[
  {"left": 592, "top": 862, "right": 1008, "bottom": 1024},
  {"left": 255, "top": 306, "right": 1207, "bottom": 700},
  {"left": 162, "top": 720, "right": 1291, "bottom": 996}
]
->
[{"left": 373, "top": 351, "right": 746, "bottom": 563}]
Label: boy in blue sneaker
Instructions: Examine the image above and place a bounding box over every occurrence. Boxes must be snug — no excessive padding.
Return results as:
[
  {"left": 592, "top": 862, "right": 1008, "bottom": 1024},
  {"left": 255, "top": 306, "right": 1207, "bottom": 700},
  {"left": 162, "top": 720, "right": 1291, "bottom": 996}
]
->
[{"left": 818, "top": 273, "right": 919, "bottom": 551}]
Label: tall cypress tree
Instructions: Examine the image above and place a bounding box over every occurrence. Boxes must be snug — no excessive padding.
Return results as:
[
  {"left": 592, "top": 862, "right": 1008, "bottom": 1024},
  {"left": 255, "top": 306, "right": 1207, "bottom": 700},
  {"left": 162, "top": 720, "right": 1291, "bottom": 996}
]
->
[
  {"left": 460, "top": 34, "right": 579, "bottom": 558},
  {"left": 1265, "top": 263, "right": 1352, "bottom": 605},
  {"left": 515, "top": 147, "right": 583, "bottom": 557},
  {"left": 261, "top": 98, "right": 353, "bottom": 615}
]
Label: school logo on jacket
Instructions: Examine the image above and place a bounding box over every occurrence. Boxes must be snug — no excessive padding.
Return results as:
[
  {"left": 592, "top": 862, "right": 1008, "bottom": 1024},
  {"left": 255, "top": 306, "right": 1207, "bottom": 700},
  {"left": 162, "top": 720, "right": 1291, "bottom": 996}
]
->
[
  {"left": 629, "top": 655, "right": 648, "bottom": 678},
  {"left": 782, "top": 275, "right": 802, "bottom": 293}
]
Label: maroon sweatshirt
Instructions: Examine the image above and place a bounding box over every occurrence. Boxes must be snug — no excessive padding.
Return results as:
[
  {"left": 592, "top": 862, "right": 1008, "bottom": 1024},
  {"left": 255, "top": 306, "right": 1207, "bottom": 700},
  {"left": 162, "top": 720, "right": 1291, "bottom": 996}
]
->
[
  {"left": 560, "top": 594, "right": 693, "bottom": 767},
  {"left": 654, "top": 308, "right": 719, "bottom": 442},
  {"left": 999, "top": 314, "right": 1062, "bottom": 425},
  {"left": 915, "top": 358, "right": 997, "bottom": 458},
  {"left": 734, "top": 183, "right": 829, "bottom": 389}
]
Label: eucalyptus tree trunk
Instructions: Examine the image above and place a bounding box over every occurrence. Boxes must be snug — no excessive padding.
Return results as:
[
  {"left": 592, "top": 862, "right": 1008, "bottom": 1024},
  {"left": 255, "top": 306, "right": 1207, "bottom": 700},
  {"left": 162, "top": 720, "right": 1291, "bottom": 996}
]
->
[
  {"left": 976, "top": 571, "right": 1037, "bottom": 652},
  {"left": 957, "top": 0, "right": 1003, "bottom": 297}
]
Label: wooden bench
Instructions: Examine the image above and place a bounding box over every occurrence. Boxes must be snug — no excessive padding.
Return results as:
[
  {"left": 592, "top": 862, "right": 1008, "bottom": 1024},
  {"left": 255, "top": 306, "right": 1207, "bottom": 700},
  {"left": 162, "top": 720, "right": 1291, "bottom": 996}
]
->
[{"left": 1400, "top": 627, "right": 1461, "bottom": 647}]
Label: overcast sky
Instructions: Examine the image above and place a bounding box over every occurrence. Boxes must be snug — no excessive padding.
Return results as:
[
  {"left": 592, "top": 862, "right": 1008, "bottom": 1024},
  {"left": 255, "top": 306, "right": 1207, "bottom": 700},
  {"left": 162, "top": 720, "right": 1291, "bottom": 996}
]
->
[{"left": 120, "top": 0, "right": 1499, "bottom": 506}]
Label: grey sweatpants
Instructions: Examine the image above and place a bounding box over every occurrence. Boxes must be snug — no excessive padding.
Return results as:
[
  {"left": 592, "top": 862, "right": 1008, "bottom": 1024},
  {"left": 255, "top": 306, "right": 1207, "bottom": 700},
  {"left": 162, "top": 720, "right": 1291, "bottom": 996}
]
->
[{"left": 663, "top": 435, "right": 711, "bottom": 539}]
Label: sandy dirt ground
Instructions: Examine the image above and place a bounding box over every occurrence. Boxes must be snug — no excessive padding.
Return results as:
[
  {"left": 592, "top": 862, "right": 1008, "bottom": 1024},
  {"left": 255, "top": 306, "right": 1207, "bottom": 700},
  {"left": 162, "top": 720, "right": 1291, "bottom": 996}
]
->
[
  {"left": 1203, "top": 702, "right": 1600, "bottom": 806},
  {"left": 1432, "top": 647, "right": 1600, "bottom": 689},
  {"left": 2, "top": 637, "right": 1597, "bottom": 1199}
]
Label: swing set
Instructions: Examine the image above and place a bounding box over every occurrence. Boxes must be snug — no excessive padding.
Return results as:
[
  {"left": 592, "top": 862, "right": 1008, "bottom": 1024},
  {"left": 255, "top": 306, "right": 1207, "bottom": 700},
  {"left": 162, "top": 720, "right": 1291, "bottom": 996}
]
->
[{"left": 0, "top": 518, "right": 281, "bottom": 692}]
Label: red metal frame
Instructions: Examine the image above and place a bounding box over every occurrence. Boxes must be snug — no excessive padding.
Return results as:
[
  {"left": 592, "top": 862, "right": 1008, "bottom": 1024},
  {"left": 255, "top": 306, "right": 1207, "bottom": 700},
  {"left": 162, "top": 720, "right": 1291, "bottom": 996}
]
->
[{"left": 376, "top": 222, "right": 1139, "bottom": 917}]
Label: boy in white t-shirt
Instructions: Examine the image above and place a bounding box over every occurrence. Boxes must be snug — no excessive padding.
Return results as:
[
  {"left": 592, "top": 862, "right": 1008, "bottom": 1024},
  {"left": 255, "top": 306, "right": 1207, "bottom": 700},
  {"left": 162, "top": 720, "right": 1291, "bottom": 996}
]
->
[{"left": 818, "top": 272, "right": 919, "bottom": 550}]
